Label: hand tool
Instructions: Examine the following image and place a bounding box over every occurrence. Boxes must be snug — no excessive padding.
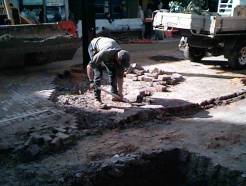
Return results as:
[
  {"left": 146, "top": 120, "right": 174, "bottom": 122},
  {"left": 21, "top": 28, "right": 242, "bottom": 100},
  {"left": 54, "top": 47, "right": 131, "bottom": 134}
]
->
[{"left": 99, "top": 87, "right": 134, "bottom": 105}]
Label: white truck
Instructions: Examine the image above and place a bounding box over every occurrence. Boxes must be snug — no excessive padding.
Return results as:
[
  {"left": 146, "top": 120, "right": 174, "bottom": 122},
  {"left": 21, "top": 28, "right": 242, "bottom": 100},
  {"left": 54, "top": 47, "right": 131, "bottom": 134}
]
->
[{"left": 153, "top": 0, "right": 246, "bottom": 69}]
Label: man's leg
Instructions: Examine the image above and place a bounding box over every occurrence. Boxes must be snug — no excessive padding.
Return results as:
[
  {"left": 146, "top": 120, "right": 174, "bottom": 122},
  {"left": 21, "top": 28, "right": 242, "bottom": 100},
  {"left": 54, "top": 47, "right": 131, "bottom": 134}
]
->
[
  {"left": 106, "top": 64, "right": 118, "bottom": 95},
  {"left": 93, "top": 66, "right": 103, "bottom": 101}
]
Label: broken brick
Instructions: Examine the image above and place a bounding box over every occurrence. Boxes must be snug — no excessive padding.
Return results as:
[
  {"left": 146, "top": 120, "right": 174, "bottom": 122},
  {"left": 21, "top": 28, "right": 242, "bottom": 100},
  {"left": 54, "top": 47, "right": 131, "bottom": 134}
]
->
[
  {"left": 56, "top": 132, "right": 70, "bottom": 140},
  {"left": 171, "top": 73, "right": 184, "bottom": 82},
  {"left": 51, "top": 137, "right": 62, "bottom": 149},
  {"left": 131, "top": 63, "right": 144, "bottom": 70},
  {"left": 132, "top": 69, "right": 145, "bottom": 76},
  {"left": 137, "top": 75, "right": 145, "bottom": 81},
  {"left": 126, "top": 73, "right": 138, "bottom": 80},
  {"left": 125, "top": 90, "right": 144, "bottom": 103},
  {"left": 158, "top": 74, "right": 171, "bottom": 81},
  {"left": 141, "top": 88, "right": 155, "bottom": 95},
  {"left": 150, "top": 67, "right": 164, "bottom": 75},
  {"left": 142, "top": 76, "right": 154, "bottom": 82},
  {"left": 154, "top": 85, "right": 167, "bottom": 92},
  {"left": 145, "top": 73, "right": 158, "bottom": 79},
  {"left": 140, "top": 89, "right": 153, "bottom": 96}
]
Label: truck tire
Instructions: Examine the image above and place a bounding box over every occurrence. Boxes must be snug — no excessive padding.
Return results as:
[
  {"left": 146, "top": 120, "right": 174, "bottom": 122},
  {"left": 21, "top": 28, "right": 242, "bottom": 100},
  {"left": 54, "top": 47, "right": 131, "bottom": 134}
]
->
[
  {"left": 183, "top": 45, "right": 205, "bottom": 62},
  {"left": 228, "top": 42, "right": 246, "bottom": 69}
]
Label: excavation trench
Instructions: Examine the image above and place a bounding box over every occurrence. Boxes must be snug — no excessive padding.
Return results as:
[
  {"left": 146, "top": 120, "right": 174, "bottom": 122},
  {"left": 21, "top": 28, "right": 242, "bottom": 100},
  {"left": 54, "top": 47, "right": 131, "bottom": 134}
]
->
[
  {"left": 63, "top": 149, "right": 246, "bottom": 186},
  {"left": 51, "top": 71, "right": 246, "bottom": 186}
]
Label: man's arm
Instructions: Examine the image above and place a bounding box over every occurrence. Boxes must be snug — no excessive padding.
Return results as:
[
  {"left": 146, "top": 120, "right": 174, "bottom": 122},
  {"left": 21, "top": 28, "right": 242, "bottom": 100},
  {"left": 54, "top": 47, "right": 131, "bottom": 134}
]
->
[
  {"left": 92, "top": 50, "right": 104, "bottom": 66},
  {"left": 87, "top": 50, "right": 104, "bottom": 81},
  {"left": 87, "top": 64, "right": 94, "bottom": 81}
]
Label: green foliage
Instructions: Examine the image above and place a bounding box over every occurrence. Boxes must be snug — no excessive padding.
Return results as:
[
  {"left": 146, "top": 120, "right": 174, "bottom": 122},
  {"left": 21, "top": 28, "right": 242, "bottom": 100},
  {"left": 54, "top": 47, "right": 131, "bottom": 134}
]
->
[
  {"left": 168, "top": 1, "right": 184, "bottom": 12},
  {"left": 168, "top": 0, "right": 209, "bottom": 14}
]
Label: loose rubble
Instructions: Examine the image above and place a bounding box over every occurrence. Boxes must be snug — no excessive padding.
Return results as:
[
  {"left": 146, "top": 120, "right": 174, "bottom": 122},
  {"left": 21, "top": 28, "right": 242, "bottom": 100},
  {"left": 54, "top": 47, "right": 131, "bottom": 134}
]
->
[
  {"left": 13, "top": 123, "right": 80, "bottom": 161},
  {"left": 124, "top": 64, "right": 184, "bottom": 103},
  {"left": 52, "top": 63, "right": 185, "bottom": 111}
]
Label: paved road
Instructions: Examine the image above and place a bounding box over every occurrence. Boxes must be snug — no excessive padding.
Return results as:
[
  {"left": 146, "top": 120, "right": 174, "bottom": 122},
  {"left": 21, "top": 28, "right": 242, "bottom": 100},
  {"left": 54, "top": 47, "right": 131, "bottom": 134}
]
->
[
  {"left": 194, "top": 98, "right": 246, "bottom": 125},
  {"left": 0, "top": 49, "right": 82, "bottom": 124}
]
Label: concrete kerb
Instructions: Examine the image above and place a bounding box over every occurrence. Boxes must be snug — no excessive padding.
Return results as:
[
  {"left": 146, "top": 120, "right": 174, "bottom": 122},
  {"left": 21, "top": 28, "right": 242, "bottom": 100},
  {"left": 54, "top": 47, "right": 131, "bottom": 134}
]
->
[{"left": 113, "top": 89, "right": 246, "bottom": 129}]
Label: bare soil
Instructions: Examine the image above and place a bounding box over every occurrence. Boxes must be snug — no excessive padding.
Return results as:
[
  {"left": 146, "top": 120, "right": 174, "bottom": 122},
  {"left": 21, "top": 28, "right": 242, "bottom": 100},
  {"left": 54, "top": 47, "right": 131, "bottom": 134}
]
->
[{"left": 0, "top": 39, "right": 246, "bottom": 185}]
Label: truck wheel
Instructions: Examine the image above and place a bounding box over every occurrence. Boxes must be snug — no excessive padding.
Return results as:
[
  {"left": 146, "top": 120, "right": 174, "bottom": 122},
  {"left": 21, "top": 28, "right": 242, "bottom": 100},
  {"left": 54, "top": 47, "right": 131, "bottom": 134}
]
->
[
  {"left": 228, "top": 43, "right": 246, "bottom": 69},
  {"left": 183, "top": 45, "right": 205, "bottom": 62}
]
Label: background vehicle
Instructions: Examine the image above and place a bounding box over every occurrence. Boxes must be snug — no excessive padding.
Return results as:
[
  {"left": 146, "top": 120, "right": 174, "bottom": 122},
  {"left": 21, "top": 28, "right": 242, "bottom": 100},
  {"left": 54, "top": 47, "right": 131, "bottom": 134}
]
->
[
  {"left": 153, "top": 0, "right": 246, "bottom": 69},
  {"left": 0, "top": 0, "right": 79, "bottom": 69}
]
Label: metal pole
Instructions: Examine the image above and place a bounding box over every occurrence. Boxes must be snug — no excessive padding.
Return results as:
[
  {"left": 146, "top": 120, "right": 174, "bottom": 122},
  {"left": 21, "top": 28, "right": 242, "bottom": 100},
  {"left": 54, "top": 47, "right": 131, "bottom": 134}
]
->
[
  {"left": 3, "top": 0, "right": 14, "bottom": 24},
  {"left": 42, "top": 0, "right": 47, "bottom": 23},
  {"left": 81, "top": 0, "right": 96, "bottom": 69}
]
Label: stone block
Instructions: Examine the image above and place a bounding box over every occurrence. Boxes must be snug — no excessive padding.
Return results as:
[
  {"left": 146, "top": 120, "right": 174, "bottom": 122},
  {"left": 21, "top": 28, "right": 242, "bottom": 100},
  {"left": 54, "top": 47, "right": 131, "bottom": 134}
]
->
[
  {"left": 154, "top": 85, "right": 167, "bottom": 92},
  {"left": 131, "top": 63, "right": 144, "bottom": 70},
  {"left": 171, "top": 73, "right": 184, "bottom": 82},
  {"left": 54, "top": 127, "right": 67, "bottom": 133},
  {"left": 138, "top": 75, "right": 145, "bottom": 81},
  {"left": 139, "top": 89, "right": 153, "bottom": 96},
  {"left": 56, "top": 132, "right": 70, "bottom": 140},
  {"left": 125, "top": 90, "right": 144, "bottom": 103},
  {"left": 42, "top": 135, "right": 53, "bottom": 143},
  {"left": 126, "top": 73, "right": 138, "bottom": 80},
  {"left": 0, "top": 143, "right": 11, "bottom": 152},
  {"left": 145, "top": 73, "right": 158, "bottom": 79},
  {"left": 24, "top": 137, "right": 32, "bottom": 147},
  {"left": 25, "top": 144, "right": 40, "bottom": 157},
  {"left": 132, "top": 69, "right": 145, "bottom": 76},
  {"left": 142, "top": 74, "right": 155, "bottom": 82},
  {"left": 158, "top": 74, "right": 171, "bottom": 81},
  {"left": 166, "top": 73, "right": 184, "bottom": 85},
  {"left": 69, "top": 125, "right": 78, "bottom": 130},
  {"left": 30, "top": 133, "right": 44, "bottom": 145},
  {"left": 51, "top": 137, "right": 62, "bottom": 149},
  {"left": 150, "top": 67, "right": 164, "bottom": 75},
  {"left": 143, "top": 77, "right": 154, "bottom": 82},
  {"left": 153, "top": 81, "right": 167, "bottom": 86}
]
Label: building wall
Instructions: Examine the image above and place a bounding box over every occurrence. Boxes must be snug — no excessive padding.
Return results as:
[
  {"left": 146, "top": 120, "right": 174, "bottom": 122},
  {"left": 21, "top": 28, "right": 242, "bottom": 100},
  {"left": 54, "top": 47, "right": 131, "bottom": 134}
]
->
[
  {"left": 125, "top": 0, "right": 138, "bottom": 18},
  {"left": 69, "top": 0, "right": 139, "bottom": 20}
]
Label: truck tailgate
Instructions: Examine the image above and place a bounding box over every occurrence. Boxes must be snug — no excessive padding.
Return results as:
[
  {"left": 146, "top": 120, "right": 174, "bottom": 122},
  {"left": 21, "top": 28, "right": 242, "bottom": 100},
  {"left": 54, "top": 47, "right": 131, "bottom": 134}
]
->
[
  {"left": 153, "top": 12, "right": 211, "bottom": 33},
  {"left": 153, "top": 12, "right": 246, "bottom": 35}
]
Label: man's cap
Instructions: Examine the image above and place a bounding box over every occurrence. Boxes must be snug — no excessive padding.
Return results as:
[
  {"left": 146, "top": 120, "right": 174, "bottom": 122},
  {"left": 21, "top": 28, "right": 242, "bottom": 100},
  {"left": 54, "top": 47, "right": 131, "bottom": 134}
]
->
[{"left": 117, "top": 50, "right": 130, "bottom": 68}]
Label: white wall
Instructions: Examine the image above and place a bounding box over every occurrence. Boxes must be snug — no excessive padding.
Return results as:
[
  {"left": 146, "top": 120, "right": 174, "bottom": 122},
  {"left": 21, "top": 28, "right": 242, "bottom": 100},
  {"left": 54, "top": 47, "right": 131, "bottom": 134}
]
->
[{"left": 77, "top": 18, "right": 143, "bottom": 38}]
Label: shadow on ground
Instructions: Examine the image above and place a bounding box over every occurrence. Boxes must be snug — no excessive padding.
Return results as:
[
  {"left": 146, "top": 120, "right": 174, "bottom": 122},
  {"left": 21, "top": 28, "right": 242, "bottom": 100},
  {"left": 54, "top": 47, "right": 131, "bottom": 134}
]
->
[
  {"left": 51, "top": 67, "right": 211, "bottom": 131},
  {"left": 149, "top": 55, "right": 184, "bottom": 63},
  {"left": 198, "top": 59, "right": 246, "bottom": 75}
]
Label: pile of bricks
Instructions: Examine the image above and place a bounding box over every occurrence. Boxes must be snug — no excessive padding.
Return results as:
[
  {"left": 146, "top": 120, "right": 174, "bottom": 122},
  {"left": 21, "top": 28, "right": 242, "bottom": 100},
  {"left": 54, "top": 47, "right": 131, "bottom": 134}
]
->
[{"left": 124, "top": 63, "right": 185, "bottom": 103}]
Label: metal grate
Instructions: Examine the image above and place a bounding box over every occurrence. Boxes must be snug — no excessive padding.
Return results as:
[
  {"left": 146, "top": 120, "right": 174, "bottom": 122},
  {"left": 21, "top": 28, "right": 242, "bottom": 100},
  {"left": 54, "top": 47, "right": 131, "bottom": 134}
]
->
[{"left": 217, "top": 0, "right": 233, "bottom": 16}]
